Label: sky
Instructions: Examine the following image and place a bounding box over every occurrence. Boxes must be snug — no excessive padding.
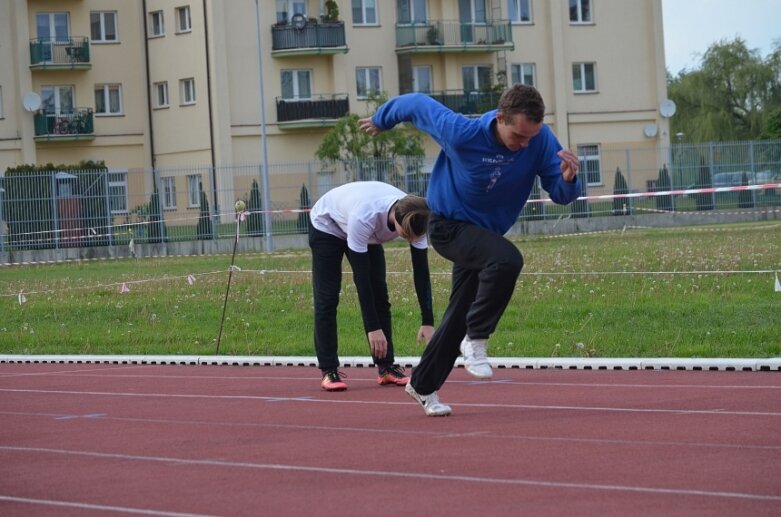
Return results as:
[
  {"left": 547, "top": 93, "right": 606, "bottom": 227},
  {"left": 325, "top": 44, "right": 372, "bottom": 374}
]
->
[{"left": 662, "top": 0, "right": 781, "bottom": 75}]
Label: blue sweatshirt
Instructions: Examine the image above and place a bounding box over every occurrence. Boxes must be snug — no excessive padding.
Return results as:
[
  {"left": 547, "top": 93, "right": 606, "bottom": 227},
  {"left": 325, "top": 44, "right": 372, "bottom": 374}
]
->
[{"left": 372, "top": 93, "right": 582, "bottom": 235}]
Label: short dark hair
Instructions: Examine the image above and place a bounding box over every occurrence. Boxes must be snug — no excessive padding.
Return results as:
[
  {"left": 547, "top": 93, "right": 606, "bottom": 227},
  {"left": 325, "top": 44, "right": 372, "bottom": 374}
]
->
[
  {"left": 497, "top": 84, "right": 546, "bottom": 124},
  {"left": 394, "top": 195, "right": 430, "bottom": 238}
]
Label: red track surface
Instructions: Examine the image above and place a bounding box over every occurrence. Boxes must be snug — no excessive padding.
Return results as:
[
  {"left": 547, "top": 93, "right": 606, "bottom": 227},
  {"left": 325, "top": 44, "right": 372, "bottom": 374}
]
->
[{"left": 1, "top": 363, "right": 780, "bottom": 516}]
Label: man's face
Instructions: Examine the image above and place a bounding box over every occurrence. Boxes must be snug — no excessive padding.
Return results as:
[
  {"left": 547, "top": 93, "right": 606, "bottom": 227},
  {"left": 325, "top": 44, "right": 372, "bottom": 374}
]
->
[{"left": 495, "top": 112, "right": 542, "bottom": 152}]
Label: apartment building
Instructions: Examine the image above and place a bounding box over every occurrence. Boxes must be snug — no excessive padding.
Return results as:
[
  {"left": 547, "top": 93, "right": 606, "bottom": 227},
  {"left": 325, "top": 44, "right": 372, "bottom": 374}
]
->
[{"left": 0, "top": 0, "right": 670, "bottom": 224}]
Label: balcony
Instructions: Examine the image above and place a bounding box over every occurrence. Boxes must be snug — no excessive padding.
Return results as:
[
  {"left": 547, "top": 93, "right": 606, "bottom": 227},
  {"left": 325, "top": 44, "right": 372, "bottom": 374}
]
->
[
  {"left": 427, "top": 90, "right": 502, "bottom": 116},
  {"left": 271, "top": 20, "right": 348, "bottom": 57},
  {"left": 276, "top": 94, "right": 349, "bottom": 129},
  {"left": 396, "top": 20, "right": 513, "bottom": 54},
  {"left": 34, "top": 109, "right": 95, "bottom": 141},
  {"left": 29, "top": 37, "right": 91, "bottom": 70}
]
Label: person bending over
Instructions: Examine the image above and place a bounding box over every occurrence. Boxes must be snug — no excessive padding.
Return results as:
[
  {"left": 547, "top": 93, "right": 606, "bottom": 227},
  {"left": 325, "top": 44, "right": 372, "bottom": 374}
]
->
[{"left": 309, "top": 181, "right": 435, "bottom": 391}]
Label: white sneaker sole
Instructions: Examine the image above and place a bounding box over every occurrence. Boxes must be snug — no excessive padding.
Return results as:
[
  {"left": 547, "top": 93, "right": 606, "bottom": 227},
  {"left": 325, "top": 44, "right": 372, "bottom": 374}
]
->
[
  {"left": 405, "top": 383, "right": 452, "bottom": 417},
  {"left": 464, "top": 363, "right": 493, "bottom": 379}
]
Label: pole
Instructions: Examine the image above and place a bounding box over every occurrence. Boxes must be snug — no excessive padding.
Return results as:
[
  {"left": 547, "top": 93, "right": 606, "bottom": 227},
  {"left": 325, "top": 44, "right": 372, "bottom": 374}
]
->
[{"left": 254, "top": 0, "right": 274, "bottom": 253}]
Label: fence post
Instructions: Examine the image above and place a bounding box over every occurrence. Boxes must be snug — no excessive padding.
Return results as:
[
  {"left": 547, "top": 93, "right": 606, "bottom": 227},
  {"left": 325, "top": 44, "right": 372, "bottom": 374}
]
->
[
  {"left": 749, "top": 141, "right": 757, "bottom": 206},
  {"left": 0, "top": 183, "right": 5, "bottom": 253},
  {"left": 709, "top": 143, "right": 716, "bottom": 210},
  {"left": 103, "top": 169, "right": 113, "bottom": 246},
  {"left": 50, "top": 174, "right": 60, "bottom": 249}
]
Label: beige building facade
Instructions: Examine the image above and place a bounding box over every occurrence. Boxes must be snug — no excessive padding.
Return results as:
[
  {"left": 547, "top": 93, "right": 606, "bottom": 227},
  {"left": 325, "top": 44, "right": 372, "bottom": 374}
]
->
[{"left": 1, "top": 0, "right": 672, "bottom": 220}]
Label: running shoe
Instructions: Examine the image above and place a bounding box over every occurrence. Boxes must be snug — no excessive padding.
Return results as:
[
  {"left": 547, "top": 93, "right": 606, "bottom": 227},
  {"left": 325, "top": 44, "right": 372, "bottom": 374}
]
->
[
  {"left": 404, "top": 382, "right": 451, "bottom": 417},
  {"left": 377, "top": 365, "right": 409, "bottom": 386},
  {"left": 321, "top": 369, "right": 347, "bottom": 391},
  {"left": 460, "top": 336, "right": 493, "bottom": 379}
]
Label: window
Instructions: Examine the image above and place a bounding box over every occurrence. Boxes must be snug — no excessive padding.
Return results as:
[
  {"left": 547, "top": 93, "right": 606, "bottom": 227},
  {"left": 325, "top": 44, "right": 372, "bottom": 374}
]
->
[
  {"left": 162, "top": 177, "right": 177, "bottom": 209},
  {"left": 413, "top": 66, "right": 432, "bottom": 93},
  {"left": 95, "top": 84, "right": 122, "bottom": 115},
  {"left": 150, "top": 10, "right": 164, "bottom": 36},
  {"left": 397, "top": 0, "right": 426, "bottom": 24},
  {"left": 108, "top": 172, "right": 128, "bottom": 214},
  {"left": 276, "top": 0, "right": 307, "bottom": 23},
  {"left": 175, "top": 6, "right": 191, "bottom": 33},
  {"left": 352, "top": 0, "right": 377, "bottom": 25},
  {"left": 180, "top": 78, "right": 196, "bottom": 105},
  {"left": 281, "top": 70, "right": 311, "bottom": 100},
  {"left": 572, "top": 62, "right": 596, "bottom": 92},
  {"left": 509, "top": 0, "right": 532, "bottom": 23},
  {"left": 154, "top": 81, "right": 169, "bottom": 108},
  {"left": 577, "top": 144, "right": 602, "bottom": 185},
  {"left": 41, "top": 85, "right": 74, "bottom": 114},
  {"left": 90, "top": 11, "right": 117, "bottom": 42},
  {"left": 187, "top": 175, "right": 202, "bottom": 207},
  {"left": 462, "top": 65, "right": 492, "bottom": 93},
  {"left": 356, "top": 67, "right": 381, "bottom": 99},
  {"left": 569, "top": 0, "right": 592, "bottom": 23},
  {"left": 511, "top": 63, "right": 536, "bottom": 86}
]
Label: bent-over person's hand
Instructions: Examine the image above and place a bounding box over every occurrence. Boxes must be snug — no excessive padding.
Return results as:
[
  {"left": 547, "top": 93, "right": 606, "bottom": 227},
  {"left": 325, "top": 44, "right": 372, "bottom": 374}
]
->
[
  {"left": 359, "top": 117, "right": 382, "bottom": 136},
  {"left": 417, "top": 325, "right": 434, "bottom": 345},
  {"left": 367, "top": 329, "right": 388, "bottom": 359},
  {"left": 558, "top": 149, "right": 580, "bottom": 183}
]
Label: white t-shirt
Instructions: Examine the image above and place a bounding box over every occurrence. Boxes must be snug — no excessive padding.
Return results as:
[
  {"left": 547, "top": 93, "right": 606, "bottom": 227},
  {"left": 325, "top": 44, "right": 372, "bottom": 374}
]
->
[{"left": 310, "top": 181, "right": 428, "bottom": 253}]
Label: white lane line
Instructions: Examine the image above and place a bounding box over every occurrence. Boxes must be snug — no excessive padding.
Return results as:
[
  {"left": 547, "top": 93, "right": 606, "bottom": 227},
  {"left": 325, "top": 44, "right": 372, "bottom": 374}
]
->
[
  {"left": 1, "top": 446, "right": 779, "bottom": 503},
  {"left": 0, "top": 495, "right": 217, "bottom": 516},
  {"left": 2, "top": 388, "right": 781, "bottom": 417},
  {"left": 2, "top": 410, "right": 780, "bottom": 451}
]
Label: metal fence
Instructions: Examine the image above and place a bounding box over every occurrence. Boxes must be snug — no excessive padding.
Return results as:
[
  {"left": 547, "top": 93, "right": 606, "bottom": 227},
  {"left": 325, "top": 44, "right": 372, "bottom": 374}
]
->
[{"left": 1, "top": 140, "right": 780, "bottom": 252}]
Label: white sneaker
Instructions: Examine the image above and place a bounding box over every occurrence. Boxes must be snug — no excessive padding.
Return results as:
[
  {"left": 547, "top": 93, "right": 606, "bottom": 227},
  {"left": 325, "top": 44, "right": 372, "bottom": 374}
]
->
[
  {"left": 405, "top": 382, "right": 451, "bottom": 417},
  {"left": 460, "top": 336, "right": 493, "bottom": 378}
]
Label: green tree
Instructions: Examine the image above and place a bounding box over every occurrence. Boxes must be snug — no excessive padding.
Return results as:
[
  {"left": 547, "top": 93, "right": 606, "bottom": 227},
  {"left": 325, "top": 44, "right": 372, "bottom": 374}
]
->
[
  {"left": 612, "top": 167, "right": 631, "bottom": 215},
  {"left": 247, "top": 179, "right": 263, "bottom": 236},
  {"left": 668, "top": 38, "right": 781, "bottom": 142},
  {"left": 316, "top": 92, "right": 425, "bottom": 183},
  {"left": 147, "top": 185, "right": 166, "bottom": 243},
  {"left": 655, "top": 165, "right": 673, "bottom": 211},
  {"left": 297, "top": 184, "right": 310, "bottom": 233},
  {"left": 196, "top": 187, "right": 212, "bottom": 240}
]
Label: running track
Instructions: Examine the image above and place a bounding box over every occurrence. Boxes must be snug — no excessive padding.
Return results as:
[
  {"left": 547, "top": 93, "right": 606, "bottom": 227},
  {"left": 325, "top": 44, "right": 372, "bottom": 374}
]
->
[{"left": 1, "top": 363, "right": 779, "bottom": 516}]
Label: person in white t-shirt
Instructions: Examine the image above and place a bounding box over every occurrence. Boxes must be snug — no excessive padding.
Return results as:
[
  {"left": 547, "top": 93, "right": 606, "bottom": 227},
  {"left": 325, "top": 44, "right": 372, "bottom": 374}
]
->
[{"left": 309, "top": 181, "right": 435, "bottom": 391}]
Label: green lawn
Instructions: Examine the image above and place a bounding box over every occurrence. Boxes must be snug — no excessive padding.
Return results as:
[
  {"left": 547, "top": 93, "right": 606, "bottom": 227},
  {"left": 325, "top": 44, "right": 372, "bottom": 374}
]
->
[{"left": 1, "top": 221, "right": 779, "bottom": 358}]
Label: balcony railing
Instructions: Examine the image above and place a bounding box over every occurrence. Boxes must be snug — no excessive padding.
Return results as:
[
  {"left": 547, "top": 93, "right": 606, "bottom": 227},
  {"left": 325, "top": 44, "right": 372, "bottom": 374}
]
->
[
  {"left": 426, "top": 90, "right": 502, "bottom": 116},
  {"left": 30, "top": 37, "right": 91, "bottom": 70},
  {"left": 276, "top": 94, "right": 349, "bottom": 127},
  {"left": 271, "top": 21, "right": 347, "bottom": 56},
  {"left": 396, "top": 20, "right": 513, "bottom": 53},
  {"left": 34, "top": 109, "right": 95, "bottom": 141}
]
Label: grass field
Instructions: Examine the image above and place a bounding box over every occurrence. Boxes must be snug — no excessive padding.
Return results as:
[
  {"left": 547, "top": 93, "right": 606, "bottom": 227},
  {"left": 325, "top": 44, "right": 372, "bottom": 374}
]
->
[{"left": 1, "top": 221, "right": 779, "bottom": 358}]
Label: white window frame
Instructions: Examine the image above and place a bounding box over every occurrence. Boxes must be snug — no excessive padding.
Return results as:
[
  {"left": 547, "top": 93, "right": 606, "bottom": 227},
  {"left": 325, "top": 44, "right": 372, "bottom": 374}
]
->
[
  {"left": 162, "top": 177, "right": 177, "bottom": 209},
  {"left": 90, "top": 11, "right": 118, "bottom": 43},
  {"left": 352, "top": 0, "right": 378, "bottom": 25},
  {"left": 511, "top": 63, "right": 536, "bottom": 86},
  {"left": 569, "top": 0, "right": 592, "bottom": 24},
  {"left": 150, "top": 10, "right": 164, "bottom": 37},
  {"left": 180, "top": 78, "right": 196, "bottom": 105},
  {"left": 577, "top": 144, "right": 602, "bottom": 186},
  {"left": 509, "top": 0, "right": 532, "bottom": 23},
  {"left": 462, "top": 65, "right": 492, "bottom": 94},
  {"left": 95, "top": 84, "right": 123, "bottom": 116},
  {"left": 281, "top": 69, "right": 312, "bottom": 100},
  {"left": 175, "top": 6, "right": 192, "bottom": 33},
  {"left": 187, "top": 175, "right": 202, "bottom": 207},
  {"left": 154, "top": 81, "right": 169, "bottom": 108},
  {"left": 356, "top": 67, "right": 381, "bottom": 99},
  {"left": 572, "top": 62, "right": 596, "bottom": 93},
  {"left": 276, "top": 1, "right": 308, "bottom": 23},
  {"left": 412, "top": 66, "right": 432, "bottom": 93},
  {"left": 397, "top": 0, "right": 427, "bottom": 25},
  {"left": 108, "top": 171, "right": 129, "bottom": 214}
]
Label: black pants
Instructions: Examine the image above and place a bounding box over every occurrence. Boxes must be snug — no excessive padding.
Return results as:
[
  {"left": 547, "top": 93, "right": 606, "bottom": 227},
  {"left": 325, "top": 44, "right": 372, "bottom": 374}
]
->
[
  {"left": 411, "top": 214, "right": 523, "bottom": 394},
  {"left": 309, "top": 225, "right": 395, "bottom": 371}
]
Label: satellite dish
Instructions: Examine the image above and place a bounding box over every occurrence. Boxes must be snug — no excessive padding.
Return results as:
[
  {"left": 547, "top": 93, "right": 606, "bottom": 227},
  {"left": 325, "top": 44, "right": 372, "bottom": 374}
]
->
[
  {"left": 659, "top": 99, "right": 677, "bottom": 118},
  {"left": 23, "top": 92, "right": 42, "bottom": 112},
  {"left": 643, "top": 123, "right": 658, "bottom": 138}
]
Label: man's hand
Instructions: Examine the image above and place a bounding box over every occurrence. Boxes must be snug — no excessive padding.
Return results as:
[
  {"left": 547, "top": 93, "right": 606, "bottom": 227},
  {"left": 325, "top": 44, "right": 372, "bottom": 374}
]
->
[
  {"left": 558, "top": 149, "right": 580, "bottom": 183},
  {"left": 367, "top": 329, "right": 388, "bottom": 358},
  {"left": 417, "top": 325, "right": 434, "bottom": 345},
  {"left": 359, "top": 117, "right": 382, "bottom": 136}
]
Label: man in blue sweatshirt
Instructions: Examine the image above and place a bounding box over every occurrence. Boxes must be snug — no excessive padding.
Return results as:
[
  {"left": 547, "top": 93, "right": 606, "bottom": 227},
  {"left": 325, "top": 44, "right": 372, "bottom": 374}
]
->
[{"left": 359, "top": 84, "right": 581, "bottom": 416}]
